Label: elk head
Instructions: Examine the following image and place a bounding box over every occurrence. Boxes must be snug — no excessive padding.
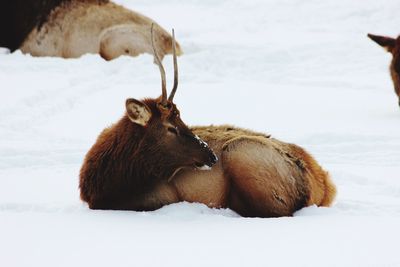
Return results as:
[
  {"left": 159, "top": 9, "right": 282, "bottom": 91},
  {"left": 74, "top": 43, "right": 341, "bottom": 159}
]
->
[
  {"left": 125, "top": 25, "right": 218, "bottom": 180},
  {"left": 368, "top": 33, "right": 400, "bottom": 107}
]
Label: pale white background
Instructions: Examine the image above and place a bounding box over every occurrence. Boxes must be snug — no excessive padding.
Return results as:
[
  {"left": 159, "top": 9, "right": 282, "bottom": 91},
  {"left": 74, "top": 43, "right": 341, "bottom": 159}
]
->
[{"left": 1, "top": 0, "right": 400, "bottom": 266}]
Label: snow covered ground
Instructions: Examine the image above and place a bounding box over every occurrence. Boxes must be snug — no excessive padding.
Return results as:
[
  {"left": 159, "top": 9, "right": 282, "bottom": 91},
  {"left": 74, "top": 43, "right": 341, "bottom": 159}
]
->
[{"left": 1, "top": 0, "right": 400, "bottom": 266}]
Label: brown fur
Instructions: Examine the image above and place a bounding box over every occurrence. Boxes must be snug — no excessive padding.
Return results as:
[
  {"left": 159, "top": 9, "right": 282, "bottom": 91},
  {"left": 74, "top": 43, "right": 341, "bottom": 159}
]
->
[
  {"left": 79, "top": 98, "right": 218, "bottom": 210},
  {"left": 80, "top": 111, "right": 337, "bottom": 217},
  {"left": 80, "top": 29, "right": 336, "bottom": 217},
  {"left": 368, "top": 33, "right": 400, "bottom": 107},
  {"left": 190, "top": 126, "right": 336, "bottom": 217},
  {"left": 19, "top": 0, "right": 182, "bottom": 60}
]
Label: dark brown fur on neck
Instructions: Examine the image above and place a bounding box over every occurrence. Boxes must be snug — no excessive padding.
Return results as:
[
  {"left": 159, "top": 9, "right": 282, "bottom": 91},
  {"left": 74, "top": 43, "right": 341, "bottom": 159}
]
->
[{"left": 79, "top": 98, "right": 217, "bottom": 210}]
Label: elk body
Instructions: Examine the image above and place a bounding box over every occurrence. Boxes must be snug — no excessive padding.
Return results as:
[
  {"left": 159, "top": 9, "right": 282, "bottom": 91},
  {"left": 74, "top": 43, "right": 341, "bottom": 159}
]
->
[
  {"left": 79, "top": 28, "right": 336, "bottom": 217},
  {"left": 1, "top": 0, "right": 181, "bottom": 60},
  {"left": 368, "top": 33, "right": 400, "bottom": 107}
]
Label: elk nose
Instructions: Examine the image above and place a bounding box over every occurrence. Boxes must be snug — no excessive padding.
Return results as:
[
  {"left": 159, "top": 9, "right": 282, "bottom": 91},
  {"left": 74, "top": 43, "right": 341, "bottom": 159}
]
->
[
  {"left": 209, "top": 151, "right": 218, "bottom": 165},
  {"left": 193, "top": 134, "right": 218, "bottom": 166}
]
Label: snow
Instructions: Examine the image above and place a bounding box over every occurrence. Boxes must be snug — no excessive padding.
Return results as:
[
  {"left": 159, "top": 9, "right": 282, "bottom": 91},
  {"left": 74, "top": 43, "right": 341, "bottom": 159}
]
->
[{"left": 1, "top": 0, "right": 400, "bottom": 266}]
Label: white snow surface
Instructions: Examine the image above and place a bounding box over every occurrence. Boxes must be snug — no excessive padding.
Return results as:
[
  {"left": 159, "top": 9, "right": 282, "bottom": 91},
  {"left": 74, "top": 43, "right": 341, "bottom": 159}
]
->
[{"left": 1, "top": 0, "right": 400, "bottom": 266}]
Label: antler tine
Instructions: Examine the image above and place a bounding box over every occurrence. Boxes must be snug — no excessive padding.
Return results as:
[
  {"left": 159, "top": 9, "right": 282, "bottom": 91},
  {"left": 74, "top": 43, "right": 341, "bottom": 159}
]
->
[
  {"left": 151, "top": 23, "right": 168, "bottom": 106},
  {"left": 168, "top": 29, "right": 178, "bottom": 102}
]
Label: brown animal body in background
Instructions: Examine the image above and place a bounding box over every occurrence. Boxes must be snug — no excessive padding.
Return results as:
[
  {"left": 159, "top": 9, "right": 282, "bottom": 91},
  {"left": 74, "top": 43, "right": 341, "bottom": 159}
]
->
[
  {"left": 368, "top": 33, "right": 400, "bottom": 107},
  {"left": 0, "top": 0, "right": 181, "bottom": 60},
  {"left": 79, "top": 27, "right": 336, "bottom": 217}
]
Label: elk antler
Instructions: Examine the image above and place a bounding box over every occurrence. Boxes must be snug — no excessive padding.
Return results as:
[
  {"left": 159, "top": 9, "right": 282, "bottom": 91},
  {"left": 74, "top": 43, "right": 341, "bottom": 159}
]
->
[
  {"left": 168, "top": 29, "right": 178, "bottom": 102},
  {"left": 151, "top": 23, "right": 168, "bottom": 107}
]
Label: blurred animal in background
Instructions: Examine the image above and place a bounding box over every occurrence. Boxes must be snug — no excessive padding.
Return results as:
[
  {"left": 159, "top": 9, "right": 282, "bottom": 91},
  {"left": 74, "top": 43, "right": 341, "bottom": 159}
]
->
[
  {"left": 0, "top": 0, "right": 182, "bottom": 60},
  {"left": 368, "top": 33, "right": 400, "bottom": 108},
  {"left": 0, "top": 47, "right": 10, "bottom": 55},
  {"left": 79, "top": 27, "right": 336, "bottom": 217}
]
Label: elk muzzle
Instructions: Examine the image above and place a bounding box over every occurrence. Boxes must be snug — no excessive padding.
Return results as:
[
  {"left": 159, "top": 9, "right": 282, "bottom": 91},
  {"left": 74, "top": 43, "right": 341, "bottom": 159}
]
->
[{"left": 192, "top": 135, "right": 218, "bottom": 170}]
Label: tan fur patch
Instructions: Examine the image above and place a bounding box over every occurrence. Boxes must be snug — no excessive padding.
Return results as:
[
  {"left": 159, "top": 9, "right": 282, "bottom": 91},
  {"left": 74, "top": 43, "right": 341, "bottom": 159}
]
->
[
  {"left": 221, "top": 137, "right": 308, "bottom": 217},
  {"left": 172, "top": 163, "right": 228, "bottom": 208},
  {"left": 191, "top": 125, "right": 336, "bottom": 215},
  {"left": 20, "top": 0, "right": 183, "bottom": 60}
]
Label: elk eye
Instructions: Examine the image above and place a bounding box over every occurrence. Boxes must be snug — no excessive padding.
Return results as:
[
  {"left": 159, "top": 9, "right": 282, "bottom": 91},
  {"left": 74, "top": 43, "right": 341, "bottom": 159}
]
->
[{"left": 167, "top": 126, "right": 179, "bottom": 135}]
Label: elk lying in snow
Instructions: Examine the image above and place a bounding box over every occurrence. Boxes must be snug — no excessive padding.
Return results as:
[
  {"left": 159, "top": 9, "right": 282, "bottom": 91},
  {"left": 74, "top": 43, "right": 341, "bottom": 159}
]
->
[
  {"left": 79, "top": 28, "right": 337, "bottom": 217},
  {"left": 368, "top": 33, "right": 400, "bottom": 107},
  {"left": 1, "top": 0, "right": 181, "bottom": 60}
]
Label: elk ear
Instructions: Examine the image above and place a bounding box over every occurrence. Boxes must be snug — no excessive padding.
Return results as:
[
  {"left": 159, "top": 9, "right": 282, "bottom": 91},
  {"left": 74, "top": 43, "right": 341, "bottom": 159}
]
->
[
  {"left": 126, "top": 98, "right": 152, "bottom": 126},
  {"left": 368, "top": 33, "right": 396, "bottom": 52}
]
